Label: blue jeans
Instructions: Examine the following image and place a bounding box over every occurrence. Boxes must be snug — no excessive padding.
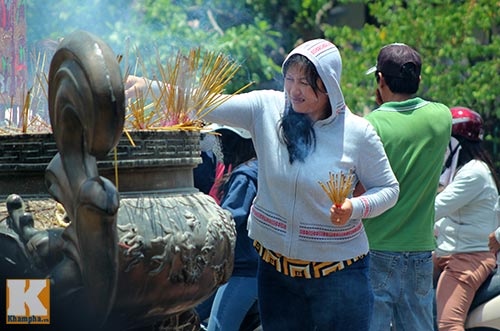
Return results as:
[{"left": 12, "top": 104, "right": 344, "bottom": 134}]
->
[
  {"left": 258, "top": 254, "right": 373, "bottom": 331},
  {"left": 206, "top": 276, "right": 258, "bottom": 331},
  {"left": 369, "top": 250, "right": 434, "bottom": 331}
]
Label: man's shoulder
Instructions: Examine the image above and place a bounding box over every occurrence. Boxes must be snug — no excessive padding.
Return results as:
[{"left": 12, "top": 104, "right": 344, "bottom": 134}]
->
[
  {"left": 419, "top": 99, "right": 451, "bottom": 112},
  {"left": 419, "top": 100, "right": 453, "bottom": 125},
  {"left": 367, "top": 98, "right": 451, "bottom": 120}
]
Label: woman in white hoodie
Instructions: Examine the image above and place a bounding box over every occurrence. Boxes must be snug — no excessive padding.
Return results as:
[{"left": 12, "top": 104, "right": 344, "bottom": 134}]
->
[
  {"left": 126, "top": 39, "right": 399, "bottom": 331},
  {"left": 434, "top": 107, "right": 499, "bottom": 331}
]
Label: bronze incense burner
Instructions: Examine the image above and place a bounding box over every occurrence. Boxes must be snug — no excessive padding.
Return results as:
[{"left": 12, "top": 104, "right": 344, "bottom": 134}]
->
[{"left": 0, "top": 31, "right": 236, "bottom": 331}]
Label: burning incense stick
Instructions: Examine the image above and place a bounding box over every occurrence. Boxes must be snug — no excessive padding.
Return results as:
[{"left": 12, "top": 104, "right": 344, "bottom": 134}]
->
[
  {"left": 21, "top": 89, "right": 31, "bottom": 133},
  {"left": 318, "top": 169, "right": 355, "bottom": 208},
  {"left": 125, "top": 47, "right": 252, "bottom": 132}
]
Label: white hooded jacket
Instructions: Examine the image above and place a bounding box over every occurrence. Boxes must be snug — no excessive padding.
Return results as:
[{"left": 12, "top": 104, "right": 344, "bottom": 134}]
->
[{"left": 204, "top": 39, "right": 399, "bottom": 262}]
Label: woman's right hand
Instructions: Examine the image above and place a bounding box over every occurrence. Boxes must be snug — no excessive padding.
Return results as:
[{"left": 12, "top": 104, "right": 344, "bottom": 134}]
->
[{"left": 124, "top": 75, "right": 149, "bottom": 99}]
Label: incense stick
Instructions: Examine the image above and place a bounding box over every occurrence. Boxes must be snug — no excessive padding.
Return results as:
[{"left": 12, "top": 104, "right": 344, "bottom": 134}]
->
[{"left": 318, "top": 169, "right": 355, "bottom": 208}]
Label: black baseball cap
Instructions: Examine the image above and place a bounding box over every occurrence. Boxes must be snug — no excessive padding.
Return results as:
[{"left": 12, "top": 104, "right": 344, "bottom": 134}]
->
[{"left": 366, "top": 43, "right": 421, "bottom": 79}]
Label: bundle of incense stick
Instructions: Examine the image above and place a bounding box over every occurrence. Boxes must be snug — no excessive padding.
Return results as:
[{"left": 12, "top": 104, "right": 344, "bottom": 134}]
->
[
  {"left": 318, "top": 169, "right": 355, "bottom": 208},
  {"left": 0, "top": 50, "right": 51, "bottom": 134},
  {"left": 124, "top": 47, "right": 252, "bottom": 132}
]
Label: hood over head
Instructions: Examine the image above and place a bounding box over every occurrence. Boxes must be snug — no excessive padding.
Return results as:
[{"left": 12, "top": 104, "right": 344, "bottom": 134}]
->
[{"left": 283, "top": 39, "right": 346, "bottom": 120}]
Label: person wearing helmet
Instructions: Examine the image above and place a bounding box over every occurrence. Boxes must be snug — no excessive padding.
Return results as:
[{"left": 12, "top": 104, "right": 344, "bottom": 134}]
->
[
  {"left": 433, "top": 107, "right": 499, "bottom": 331},
  {"left": 196, "top": 124, "right": 259, "bottom": 331},
  {"left": 363, "top": 43, "right": 452, "bottom": 331}
]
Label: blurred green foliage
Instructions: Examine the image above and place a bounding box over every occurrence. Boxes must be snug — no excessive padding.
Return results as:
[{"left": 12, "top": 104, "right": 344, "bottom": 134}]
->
[{"left": 323, "top": 0, "right": 500, "bottom": 167}]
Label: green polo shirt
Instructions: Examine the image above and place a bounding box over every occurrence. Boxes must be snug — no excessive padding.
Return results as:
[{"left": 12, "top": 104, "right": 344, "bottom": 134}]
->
[{"left": 364, "top": 97, "right": 452, "bottom": 251}]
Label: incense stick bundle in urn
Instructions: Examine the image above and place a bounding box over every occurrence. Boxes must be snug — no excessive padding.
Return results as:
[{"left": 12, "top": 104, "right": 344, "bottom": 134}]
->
[
  {"left": 318, "top": 169, "right": 355, "bottom": 208},
  {"left": 124, "top": 47, "right": 252, "bottom": 132}
]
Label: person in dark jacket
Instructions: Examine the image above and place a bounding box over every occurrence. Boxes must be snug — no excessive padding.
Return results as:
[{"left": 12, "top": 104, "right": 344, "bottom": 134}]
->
[
  {"left": 196, "top": 124, "right": 259, "bottom": 331},
  {"left": 193, "top": 131, "right": 219, "bottom": 195}
]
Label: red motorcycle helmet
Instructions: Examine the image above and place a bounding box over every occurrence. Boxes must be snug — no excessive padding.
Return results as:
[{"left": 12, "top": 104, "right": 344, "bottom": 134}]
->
[{"left": 450, "top": 106, "right": 484, "bottom": 141}]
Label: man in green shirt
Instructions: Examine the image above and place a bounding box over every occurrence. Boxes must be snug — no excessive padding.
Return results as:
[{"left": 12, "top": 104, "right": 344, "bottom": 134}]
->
[{"left": 364, "top": 43, "right": 452, "bottom": 331}]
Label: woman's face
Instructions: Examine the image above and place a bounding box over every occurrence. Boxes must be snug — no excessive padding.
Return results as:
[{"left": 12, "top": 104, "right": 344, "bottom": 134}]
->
[{"left": 284, "top": 64, "right": 330, "bottom": 122}]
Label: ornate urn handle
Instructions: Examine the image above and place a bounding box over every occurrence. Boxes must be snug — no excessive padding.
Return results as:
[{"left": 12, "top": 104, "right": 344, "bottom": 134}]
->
[{"left": 45, "top": 30, "right": 125, "bottom": 326}]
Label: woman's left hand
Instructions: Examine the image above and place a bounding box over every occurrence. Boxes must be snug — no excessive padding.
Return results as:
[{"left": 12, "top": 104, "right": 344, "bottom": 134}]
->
[
  {"left": 488, "top": 232, "right": 500, "bottom": 253},
  {"left": 330, "top": 199, "right": 353, "bottom": 226}
]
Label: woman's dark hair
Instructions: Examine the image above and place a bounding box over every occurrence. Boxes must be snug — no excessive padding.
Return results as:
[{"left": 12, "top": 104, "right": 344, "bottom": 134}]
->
[
  {"left": 220, "top": 130, "right": 256, "bottom": 167},
  {"left": 279, "top": 54, "right": 329, "bottom": 164},
  {"left": 455, "top": 136, "right": 500, "bottom": 190},
  {"left": 214, "top": 129, "right": 257, "bottom": 200}
]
